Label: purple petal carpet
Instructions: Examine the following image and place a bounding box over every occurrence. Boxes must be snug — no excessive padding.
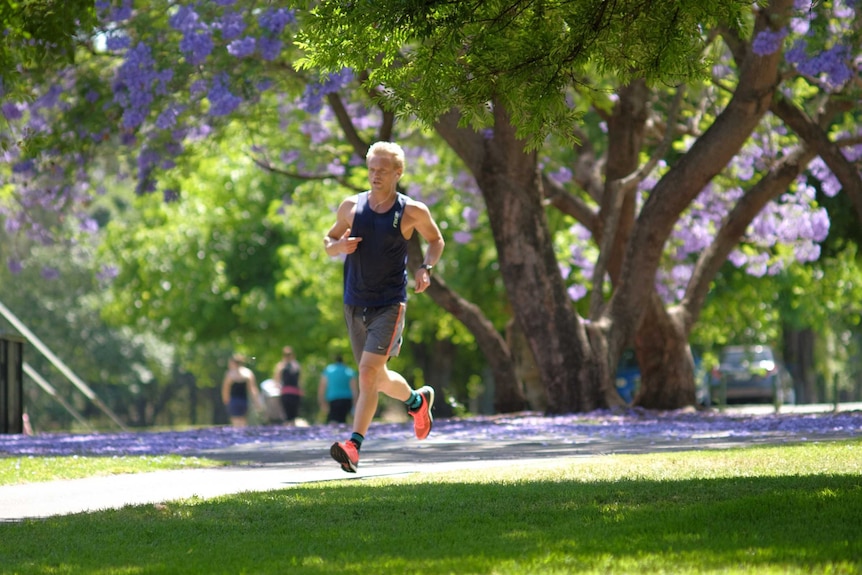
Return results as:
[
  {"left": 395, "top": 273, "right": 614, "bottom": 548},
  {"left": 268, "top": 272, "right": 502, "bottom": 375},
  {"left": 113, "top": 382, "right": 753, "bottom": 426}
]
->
[{"left": 2, "top": 409, "right": 860, "bottom": 457}]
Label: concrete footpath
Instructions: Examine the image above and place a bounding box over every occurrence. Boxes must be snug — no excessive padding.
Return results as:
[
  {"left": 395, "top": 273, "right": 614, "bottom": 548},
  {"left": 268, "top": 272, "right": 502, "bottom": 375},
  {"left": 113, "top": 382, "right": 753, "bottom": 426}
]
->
[
  {"left": 2, "top": 404, "right": 861, "bottom": 521},
  {"left": 0, "top": 438, "right": 596, "bottom": 521}
]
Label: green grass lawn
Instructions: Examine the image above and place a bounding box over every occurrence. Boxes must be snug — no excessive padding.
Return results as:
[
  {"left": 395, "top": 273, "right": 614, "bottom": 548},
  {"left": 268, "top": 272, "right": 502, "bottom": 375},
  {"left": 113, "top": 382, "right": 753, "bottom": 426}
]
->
[
  {"left": 1, "top": 440, "right": 860, "bottom": 574},
  {"left": 0, "top": 455, "right": 222, "bottom": 485}
]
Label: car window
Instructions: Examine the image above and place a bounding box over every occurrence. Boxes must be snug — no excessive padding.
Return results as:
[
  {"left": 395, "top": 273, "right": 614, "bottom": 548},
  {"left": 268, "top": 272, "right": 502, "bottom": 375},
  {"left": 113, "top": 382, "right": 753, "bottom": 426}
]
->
[{"left": 721, "top": 348, "right": 773, "bottom": 365}]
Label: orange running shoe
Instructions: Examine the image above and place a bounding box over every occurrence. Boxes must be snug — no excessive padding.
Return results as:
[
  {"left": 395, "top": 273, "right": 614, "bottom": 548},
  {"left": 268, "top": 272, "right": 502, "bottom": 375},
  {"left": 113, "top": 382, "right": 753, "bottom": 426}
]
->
[
  {"left": 408, "top": 385, "right": 435, "bottom": 440},
  {"left": 330, "top": 440, "right": 359, "bottom": 473}
]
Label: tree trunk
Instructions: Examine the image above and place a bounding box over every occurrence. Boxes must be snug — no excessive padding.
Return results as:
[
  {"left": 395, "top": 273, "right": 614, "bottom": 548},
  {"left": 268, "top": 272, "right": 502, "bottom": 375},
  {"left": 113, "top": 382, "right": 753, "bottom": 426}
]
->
[
  {"left": 634, "top": 295, "right": 697, "bottom": 409},
  {"left": 506, "top": 318, "right": 545, "bottom": 411},
  {"left": 608, "top": 1, "right": 791, "bottom": 364},
  {"left": 782, "top": 326, "right": 815, "bottom": 403},
  {"left": 406, "top": 236, "right": 526, "bottom": 412},
  {"left": 436, "top": 107, "right": 605, "bottom": 413}
]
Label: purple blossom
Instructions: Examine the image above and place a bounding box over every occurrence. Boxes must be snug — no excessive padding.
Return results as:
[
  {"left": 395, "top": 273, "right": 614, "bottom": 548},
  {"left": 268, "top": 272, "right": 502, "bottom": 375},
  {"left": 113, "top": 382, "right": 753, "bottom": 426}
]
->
[
  {"left": 40, "top": 266, "right": 60, "bottom": 280},
  {"left": 168, "top": 5, "right": 203, "bottom": 32},
  {"left": 809, "top": 208, "right": 830, "bottom": 241},
  {"left": 179, "top": 30, "right": 214, "bottom": 66},
  {"left": 463, "top": 206, "right": 479, "bottom": 229},
  {"left": 227, "top": 36, "right": 256, "bottom": 58},
  {"left": 281, "top": 150, "right": 300, "bottom": 165},
  {"left": 190, "top": 79, "right": 208, "bottom": 97},
  {"left": 207, "top": 73, "right": 242, "bottom": 116},
  {"left": 187, "top": 124, "right": 212, "bottom": 141},
  {"left": 136, "top": 148, "right": 160, "bottom": 194},
  {"left": 785, "top": 39, "right": 808, "bottom": 65},
  {"left": 745, "top": 252, "right": 769, "bottom": 277},
  {"left": 258, "top": 8, "right": 296, "bottom": 35},
  {"left": 1, "top": 101, "right": 23, "bottom": 120},
  {"left": 163, "top": 189, "right": 179, "bottom": 203},
  {"left": 7, "top": 259, "right": 23, "bottom": 274},
  {"left": 795, "top": 45, "right": 853, "bottom": 89},
  {"left": 217, "top": 10, "right": 246, "bottom": 40},
  {"left": 155, "top": 104, "right": 186, "bottom": 130},
  {"left": 733, "top": 153, "right": 755, "bottom": 181},
  {"left": 105, "top": 33, "right": 131, "bottom": 51},
  {"left": 752, "top": 27, "right": 787, "bottom": 56},
  {"left": 752, "top": 210, "right": 777, "bottom": 238},
  {"left": 712, "top": 63, "right": 732, "bottom": 79},
  {"left": 258, "top": 37, "right": 283, "bottom": 61},
  {"left": 568, "top": 284, "right": 587, "bottom": 301},
  {"left": 794, "top": 240, "right": 821, "bottom": 263},
  {"left": 808, "top": 158, "right": 841, "bottom": 197},
  {"left": 97, "top": 265, "right": 119, "bottom": 282},
  {"left": 33, "top": 84, "right": 63, "bottom": 110},
  {"left": 326, "top": 159, "right": 345, "bottom": 176},
  {"left": 767, "top": 260, "right": 785, "bottom": 275},
  {"left": 79, "top": 217, "right": 99, "bottom": 234},
  {"left": 301, "top": 69, "right": 354, "bottom": 112},
  {"left": 113, "top": 43, "right": 157, "bottom": 129},
  {"left": 549, "top": 166, "right": 573, "bottom": 185},
  {"left": 728, "top": 250, "right": 747, "bottom": 267},
  {"left": 12, "top": 159, "right": 35, "bottom": 174},
  {"left": 789, "top": 16, "right": 809, "bottom": 36},
  {"left": 453, "top": 231, "right": 472, "bottom": 244},
  {"left": 569, "top": 243, "right": 593, "bottom": 270},
  {"left": 835, "top": 1, "right": 856, "bottom": 16},
  {"left": 5, "top": 215, "right": 21, "bottom": 233},
  {"left": 96, "top": 0, "right": 132, "bottom": 24}
]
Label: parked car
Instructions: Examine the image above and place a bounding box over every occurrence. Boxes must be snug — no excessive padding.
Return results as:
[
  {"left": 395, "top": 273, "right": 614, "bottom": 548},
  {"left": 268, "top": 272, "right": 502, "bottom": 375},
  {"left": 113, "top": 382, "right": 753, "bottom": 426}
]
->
[{"left": 708, "top": 345, "right": 796, "bottom": 405}]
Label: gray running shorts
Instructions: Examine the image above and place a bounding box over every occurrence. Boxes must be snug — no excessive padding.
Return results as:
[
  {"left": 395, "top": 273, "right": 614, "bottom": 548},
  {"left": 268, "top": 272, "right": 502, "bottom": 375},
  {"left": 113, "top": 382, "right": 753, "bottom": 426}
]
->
[{"left": 344, "top": 303, "right": 406, "bottom": 363}]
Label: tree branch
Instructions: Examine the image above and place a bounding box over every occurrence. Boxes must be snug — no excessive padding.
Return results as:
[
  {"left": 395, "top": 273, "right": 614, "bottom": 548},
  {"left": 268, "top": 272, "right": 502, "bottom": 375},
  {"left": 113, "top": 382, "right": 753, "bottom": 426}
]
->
[
  {"left": 771, "top": 95, "right": 862, "bottom": 224},
  {"left": 249, "top": 154, "right": 364, "bottom": 193},
  {"left": 680, "top": 144, "right": 817, "bottom": 330}
]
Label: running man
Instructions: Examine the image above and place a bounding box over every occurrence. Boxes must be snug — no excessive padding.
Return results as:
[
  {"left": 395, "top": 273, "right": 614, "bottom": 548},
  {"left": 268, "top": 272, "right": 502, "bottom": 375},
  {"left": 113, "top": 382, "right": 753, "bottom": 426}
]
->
[{"left": 323, "top": 141, "right": 445, "bottom": 472}]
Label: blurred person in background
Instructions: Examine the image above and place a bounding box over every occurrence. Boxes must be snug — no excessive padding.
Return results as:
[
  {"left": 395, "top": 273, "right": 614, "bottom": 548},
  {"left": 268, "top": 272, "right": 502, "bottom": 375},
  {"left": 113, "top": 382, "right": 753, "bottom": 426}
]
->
[
  {"left": 318, "top": 354, "right": 358, "bottom": 424},
  {"left": 221, "top": 353, "right": 260, "bottom": 427},
  {"left": 274, "top": 346, "right": 303, "bottom": 425}
]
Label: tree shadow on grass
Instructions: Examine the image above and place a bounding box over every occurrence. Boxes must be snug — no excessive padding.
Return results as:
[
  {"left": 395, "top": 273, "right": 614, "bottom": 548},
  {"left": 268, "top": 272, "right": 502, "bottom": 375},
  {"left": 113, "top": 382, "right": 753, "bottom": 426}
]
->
[{"left": 2, "top": 473, "right": 860, "bottom": 574}]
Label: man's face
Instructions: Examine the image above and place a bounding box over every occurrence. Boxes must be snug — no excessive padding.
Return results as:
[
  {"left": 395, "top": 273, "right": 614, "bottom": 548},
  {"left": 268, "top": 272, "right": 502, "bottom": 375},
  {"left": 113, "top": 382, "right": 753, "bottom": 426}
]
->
[{"left": 367, "top": 154, "right": 401, "bottom": 193}]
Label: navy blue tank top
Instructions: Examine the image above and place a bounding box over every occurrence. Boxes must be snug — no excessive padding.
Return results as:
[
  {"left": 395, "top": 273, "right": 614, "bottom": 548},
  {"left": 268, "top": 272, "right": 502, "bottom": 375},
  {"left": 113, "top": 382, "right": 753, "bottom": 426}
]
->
[{"left": 344, "top": 191, "right": 408, "bottom": 306}]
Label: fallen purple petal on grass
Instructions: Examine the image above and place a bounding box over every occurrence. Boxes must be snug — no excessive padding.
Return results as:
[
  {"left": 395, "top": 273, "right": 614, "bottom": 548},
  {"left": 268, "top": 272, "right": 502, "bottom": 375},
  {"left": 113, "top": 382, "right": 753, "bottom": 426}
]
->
[{"left": 1, "top": 410, "right": 860, "bottom": 457}]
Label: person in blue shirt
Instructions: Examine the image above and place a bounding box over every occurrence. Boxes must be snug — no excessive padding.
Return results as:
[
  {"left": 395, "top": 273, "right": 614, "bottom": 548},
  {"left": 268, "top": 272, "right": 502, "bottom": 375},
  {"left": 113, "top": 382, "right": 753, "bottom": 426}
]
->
[
  {"left": 318, "top": 354, "right": 358, "bottom": 424},
  {"left": 323, "top": 141, "right": 444, "bottom": 472}
]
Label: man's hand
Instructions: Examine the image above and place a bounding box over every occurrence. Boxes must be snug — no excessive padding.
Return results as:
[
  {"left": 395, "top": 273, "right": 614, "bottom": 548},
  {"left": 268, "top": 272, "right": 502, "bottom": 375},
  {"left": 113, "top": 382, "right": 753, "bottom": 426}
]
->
[
  {"left": 414, "top": 267, "right": 431, "bottom": 293},
  {"left": 327, "top": 228, "right": 362, "bottom": 255}
]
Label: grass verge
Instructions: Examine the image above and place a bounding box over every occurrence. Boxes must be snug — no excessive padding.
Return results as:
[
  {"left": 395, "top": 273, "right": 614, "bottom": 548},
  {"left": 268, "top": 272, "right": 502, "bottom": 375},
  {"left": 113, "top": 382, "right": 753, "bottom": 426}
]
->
[
  {"left": 0, "top": 455, "right": 222, "bottom": 485},
  {"left": 1, "top": 440, "right": 860, "bottom": 574}
]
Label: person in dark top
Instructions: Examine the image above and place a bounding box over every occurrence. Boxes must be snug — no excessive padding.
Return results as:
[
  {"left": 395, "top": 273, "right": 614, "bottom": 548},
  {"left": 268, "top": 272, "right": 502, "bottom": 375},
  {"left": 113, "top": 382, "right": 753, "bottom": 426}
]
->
[
  {"left": 221, "top": 353, "right": 260, "bottom": 427},
  {"left": 323, "top": 141, "right": 445, "bottom": 472},
  {"left": 273, "top": 346, "right": 303, "bottom": 425}
]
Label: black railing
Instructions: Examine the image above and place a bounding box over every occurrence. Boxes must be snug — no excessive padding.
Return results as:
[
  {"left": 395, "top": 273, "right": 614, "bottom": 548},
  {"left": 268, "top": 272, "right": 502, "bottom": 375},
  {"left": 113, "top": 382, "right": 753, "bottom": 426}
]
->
[{"left": 0, "top": 334, "right": 25, "bottom": 434}]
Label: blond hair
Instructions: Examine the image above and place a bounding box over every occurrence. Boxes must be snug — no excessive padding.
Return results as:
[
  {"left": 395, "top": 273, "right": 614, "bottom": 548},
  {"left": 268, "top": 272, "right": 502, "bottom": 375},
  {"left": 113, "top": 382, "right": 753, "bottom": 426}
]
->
[{"left": 366, "top": 141, "right": 405, "bottom": 171}]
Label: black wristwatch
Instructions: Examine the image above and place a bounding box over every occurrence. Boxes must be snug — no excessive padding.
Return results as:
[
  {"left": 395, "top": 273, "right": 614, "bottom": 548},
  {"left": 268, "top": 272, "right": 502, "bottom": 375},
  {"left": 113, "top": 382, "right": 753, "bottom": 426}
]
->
[{"left": 420, "top": 264, "right": 433, "bottom": 275}]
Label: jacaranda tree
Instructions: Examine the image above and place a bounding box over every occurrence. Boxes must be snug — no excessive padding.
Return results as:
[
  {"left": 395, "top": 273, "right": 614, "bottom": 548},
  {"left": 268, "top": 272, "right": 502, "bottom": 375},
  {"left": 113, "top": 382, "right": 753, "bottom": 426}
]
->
[{"left": 2, "top": 0, "right": 860, "bottom": 414}]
